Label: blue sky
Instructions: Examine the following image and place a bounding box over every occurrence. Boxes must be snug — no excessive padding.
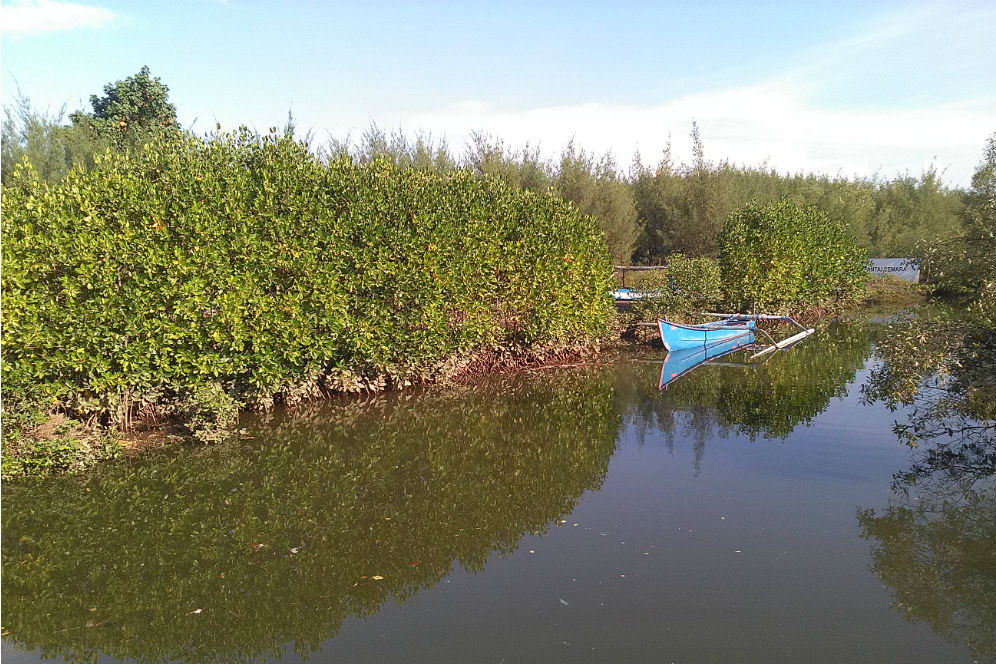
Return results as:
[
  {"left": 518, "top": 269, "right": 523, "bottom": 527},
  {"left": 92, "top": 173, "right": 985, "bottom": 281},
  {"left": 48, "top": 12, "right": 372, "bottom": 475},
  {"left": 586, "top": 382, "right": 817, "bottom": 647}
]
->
[{"left": 2, "top": 0, "right": 994, "bottom": 186}]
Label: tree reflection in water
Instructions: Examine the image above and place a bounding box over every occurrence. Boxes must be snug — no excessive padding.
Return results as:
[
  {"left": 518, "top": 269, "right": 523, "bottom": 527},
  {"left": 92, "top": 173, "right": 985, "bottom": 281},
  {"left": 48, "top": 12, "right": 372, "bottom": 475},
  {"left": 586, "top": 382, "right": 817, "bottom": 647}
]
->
[
  {"left": 857, "top": 446, "right": 995, "bottom": 661},
  {"left": 859, "top": 305, "right": 996, "bottom": 661},
  {"left": 617, "top": 320, "right": 873, "bottom": 470},
  {"left": 1, "top": 372, "right": 619, "bottom": 664}
]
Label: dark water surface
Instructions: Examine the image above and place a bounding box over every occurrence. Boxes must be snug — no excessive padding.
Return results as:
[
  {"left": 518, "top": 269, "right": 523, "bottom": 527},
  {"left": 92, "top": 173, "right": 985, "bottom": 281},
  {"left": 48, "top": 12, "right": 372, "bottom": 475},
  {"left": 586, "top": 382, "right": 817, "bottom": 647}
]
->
[{"left": 3, "top": 321, "right": 993, "bottom": 663}]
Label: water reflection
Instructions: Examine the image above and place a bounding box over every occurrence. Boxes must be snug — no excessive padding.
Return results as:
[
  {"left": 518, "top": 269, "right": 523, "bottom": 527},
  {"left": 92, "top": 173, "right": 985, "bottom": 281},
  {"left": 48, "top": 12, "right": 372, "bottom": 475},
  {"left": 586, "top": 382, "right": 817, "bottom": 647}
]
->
[
  {"left": 857, "top": 446, "right": 996, "bottom": 661},
  {"left": 621, "top": 321, "right": 873, "bottom": 453},
  {"left": 6, "top": 319, "right": 987, "bottom": 664},
  {"left": 1, "top": 375, "right": 619, "bottom": 664},
  {"left": 859, "top": 314, "right": 996, "bottom": 661},
  {"left": 657, "top": 333, "right": 755, "bottom": 390}
]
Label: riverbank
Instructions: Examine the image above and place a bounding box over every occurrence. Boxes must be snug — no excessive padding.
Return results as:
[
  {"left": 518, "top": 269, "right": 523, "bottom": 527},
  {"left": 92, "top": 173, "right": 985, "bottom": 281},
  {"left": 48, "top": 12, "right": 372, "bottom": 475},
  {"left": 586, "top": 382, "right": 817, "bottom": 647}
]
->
[
  {"left": 1, "top": 340, "right": 609, "bottom": 479},
  {"left": 2, "top": 283, "right": 921, "bottom": 480},
  {"left": 2, "top": 277, "right": 926, "bottom": 480}
]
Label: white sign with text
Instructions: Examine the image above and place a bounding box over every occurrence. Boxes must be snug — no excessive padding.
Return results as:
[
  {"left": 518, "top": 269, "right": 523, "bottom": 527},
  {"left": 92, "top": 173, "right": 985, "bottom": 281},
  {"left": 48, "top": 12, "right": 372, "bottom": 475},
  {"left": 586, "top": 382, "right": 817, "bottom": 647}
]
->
[{"left": 867, "top": 258, "right": 920, "bottom": 282}]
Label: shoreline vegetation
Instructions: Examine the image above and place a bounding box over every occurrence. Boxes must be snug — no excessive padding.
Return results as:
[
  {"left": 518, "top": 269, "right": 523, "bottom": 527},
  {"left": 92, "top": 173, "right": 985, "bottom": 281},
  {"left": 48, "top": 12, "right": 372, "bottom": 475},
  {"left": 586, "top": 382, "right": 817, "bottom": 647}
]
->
[
  {"left": 1, "top": 130, "right": 614, "bottom": 478},
  {"left": 2, "top": 68, "right": 992, "bottom": 479}
]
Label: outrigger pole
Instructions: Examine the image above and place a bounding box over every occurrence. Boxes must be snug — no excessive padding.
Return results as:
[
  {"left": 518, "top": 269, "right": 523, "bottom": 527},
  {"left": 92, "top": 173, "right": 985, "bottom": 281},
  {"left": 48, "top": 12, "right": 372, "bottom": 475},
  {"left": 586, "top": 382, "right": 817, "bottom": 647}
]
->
[{"left": 700, "top": 312, "right": 815, "bottom": 360}]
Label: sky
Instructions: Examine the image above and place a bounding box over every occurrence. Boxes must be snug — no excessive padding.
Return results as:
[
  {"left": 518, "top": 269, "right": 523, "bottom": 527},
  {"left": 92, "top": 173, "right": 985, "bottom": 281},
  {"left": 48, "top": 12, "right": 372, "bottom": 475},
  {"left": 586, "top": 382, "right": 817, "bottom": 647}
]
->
[{"left": 1, "top": 0, "right": 994, "bottom": 187}]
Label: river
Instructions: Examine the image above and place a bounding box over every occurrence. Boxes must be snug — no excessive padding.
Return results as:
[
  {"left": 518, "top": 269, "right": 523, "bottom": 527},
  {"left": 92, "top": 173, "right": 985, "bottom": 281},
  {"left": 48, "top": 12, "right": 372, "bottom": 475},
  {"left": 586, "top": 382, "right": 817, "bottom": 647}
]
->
[{"left": 2, "top": 318, "right": 993, "bottom": 663}]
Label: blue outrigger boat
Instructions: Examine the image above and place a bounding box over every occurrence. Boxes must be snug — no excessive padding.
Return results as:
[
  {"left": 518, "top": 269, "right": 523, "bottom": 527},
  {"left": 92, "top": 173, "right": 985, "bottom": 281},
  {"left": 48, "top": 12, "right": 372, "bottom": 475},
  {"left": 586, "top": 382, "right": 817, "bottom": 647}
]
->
[
  {"left": 658, "top": 313, "right": 815, "bottom": 354},
  {"left": 657, "top": 317, "right": 755, "bottom": 351}
]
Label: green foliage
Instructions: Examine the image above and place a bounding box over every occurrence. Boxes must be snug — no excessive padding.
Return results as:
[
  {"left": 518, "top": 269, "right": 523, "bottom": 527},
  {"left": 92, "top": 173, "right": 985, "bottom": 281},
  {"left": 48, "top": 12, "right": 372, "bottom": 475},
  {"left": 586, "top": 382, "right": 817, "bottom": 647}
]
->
[
  {"left": 718, "top": 199, "right": 867, "bottom": 311},
  {"left": 2, "top": 67, "right": 178, "bottom": 187},
  {"left": 334, "top": 128, "right": 641, "bottom": 265},
  {"left": 866, "top": 167, "right": 963, "bottom": 257},
  {"left": 917, "top": 134, "right": 996, "bottom": 295},
  {"left": 327, "top": 122, "right": 456, "bottom": 173},
  {"left": 554, "top": 142, "right": 641, "bottom": 264},
  {"left": 631, "top": 129, "right": 963, "bottom": 263},
  {"left": 865, "top": 137, "right": 996, "bottom": 451},
  {"left": 1, "top": 370, "right": 618, "bottom": 663},
  {"left": 0, "top": 390, "right": 122, "bottom": 479},
  {"left": 0, "top": 130, "right": 613, "bottom": 444},
  {"left": 863, "top": 294, "right": 995, "bottom": 449},
  {"left": 322, "top": 121, "right": 967, "bottom": 265},
  {"left": 1, "top": 92, "right": 112, "bottom": 186},
  {"left": 179, "top": 383, "right": 241, "bottom": 443},
  {"left": 69, "top": 65, "right": 179, "bottom": 149},
  {"left": 464, "top": 130, "right": 552, "bottom": 192},
  {"left": 631, "top": 139, "right": 728, "bottom": 261},
  {"left": 0, "top": 430, "right": 122, "bottom": 479},
  {"left": 629, "top": 254, "right": 722, "bottom": 320}
]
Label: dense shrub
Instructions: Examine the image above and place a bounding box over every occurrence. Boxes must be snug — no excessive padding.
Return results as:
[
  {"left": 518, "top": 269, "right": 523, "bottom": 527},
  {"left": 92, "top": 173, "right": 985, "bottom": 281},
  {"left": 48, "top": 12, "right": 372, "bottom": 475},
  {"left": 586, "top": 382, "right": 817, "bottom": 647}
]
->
[
  {"left": 629, "top": 254, "right": 722, "bottom": 320},
  {"left": 718, "top": 199, "right": 866, "bottom": 312},
  {"left": 0, "top": 130, "right": 613, "bottom": 440},
  {"left": 915, "top": 134, "right": 995, "bottom": 296}
]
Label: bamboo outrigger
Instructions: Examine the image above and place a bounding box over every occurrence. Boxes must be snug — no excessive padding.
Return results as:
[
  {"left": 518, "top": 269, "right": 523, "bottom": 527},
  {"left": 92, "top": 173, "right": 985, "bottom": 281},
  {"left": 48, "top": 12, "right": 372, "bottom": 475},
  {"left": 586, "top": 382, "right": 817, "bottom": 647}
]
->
[{"left": 698, "top": 313, "right": 815, "bottom": 359}]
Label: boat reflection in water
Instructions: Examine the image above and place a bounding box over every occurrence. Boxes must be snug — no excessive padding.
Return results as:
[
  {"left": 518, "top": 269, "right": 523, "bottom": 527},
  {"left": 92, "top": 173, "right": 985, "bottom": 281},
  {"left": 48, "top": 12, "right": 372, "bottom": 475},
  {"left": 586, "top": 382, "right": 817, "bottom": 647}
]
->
[{"left": 657, "top": 331, "right": 755, "bottom": 390}]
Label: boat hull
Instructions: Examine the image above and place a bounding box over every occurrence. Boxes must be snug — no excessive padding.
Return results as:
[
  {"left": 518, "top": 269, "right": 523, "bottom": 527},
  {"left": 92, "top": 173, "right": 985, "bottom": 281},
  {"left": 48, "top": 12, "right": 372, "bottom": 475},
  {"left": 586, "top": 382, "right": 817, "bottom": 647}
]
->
[{"left": 657, "top": 319, "right": 755, "bottom": 351}]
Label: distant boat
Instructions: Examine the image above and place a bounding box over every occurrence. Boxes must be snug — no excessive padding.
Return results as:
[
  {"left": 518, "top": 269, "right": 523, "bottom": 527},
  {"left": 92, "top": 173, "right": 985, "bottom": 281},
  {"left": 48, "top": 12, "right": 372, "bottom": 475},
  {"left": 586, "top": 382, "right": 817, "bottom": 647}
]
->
[
  {"left": 657, "top": 317, "right": 755, "bottom": 351},
  {"left": 658, "top": 334, "right": 755, "bottom": 390},
  {"left": 612, "top": 288, "right": 660, "bottom": 301}
]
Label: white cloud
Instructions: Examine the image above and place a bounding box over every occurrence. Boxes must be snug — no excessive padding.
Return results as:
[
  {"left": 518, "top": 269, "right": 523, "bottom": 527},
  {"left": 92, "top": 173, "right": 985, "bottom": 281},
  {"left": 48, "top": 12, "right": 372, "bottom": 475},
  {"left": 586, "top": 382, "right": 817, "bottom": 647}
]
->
[
  {"left": 383, "top": 4, "right": 993, "bottom": 187},
  {"left": 401, "top": 82, "right": 992, "bottom": 186},
  {"left": 1, "top": 0, "right": 114, "bottom": 35}
]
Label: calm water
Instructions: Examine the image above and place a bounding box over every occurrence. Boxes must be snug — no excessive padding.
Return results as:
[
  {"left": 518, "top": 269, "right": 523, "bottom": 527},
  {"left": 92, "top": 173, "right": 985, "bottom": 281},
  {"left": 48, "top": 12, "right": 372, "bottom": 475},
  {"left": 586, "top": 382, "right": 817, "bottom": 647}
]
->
[{"left": 2, "top": 320, "right": 993, "bottom": 663}]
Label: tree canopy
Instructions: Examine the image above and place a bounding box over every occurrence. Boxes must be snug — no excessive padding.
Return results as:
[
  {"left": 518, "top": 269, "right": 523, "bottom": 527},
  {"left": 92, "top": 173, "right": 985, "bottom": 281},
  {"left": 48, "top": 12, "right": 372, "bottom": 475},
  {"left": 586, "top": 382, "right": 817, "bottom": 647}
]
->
[{"left": 69, "top": 65, "right": 179, "bottom": 148}]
